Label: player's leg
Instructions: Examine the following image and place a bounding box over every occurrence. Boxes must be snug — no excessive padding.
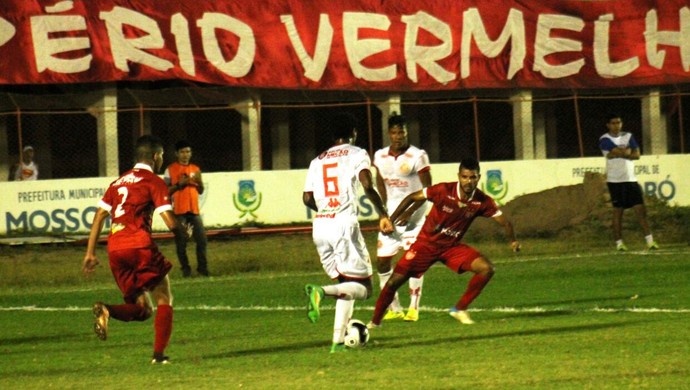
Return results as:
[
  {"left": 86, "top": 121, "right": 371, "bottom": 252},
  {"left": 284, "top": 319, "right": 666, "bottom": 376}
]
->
[
  {"left": 629, "top": 184, "right": 657, "bottom": 249},
  {"left": 331, "top": 298, "right": 355, "bottom": 353},
  {"left": 94, "top": 249, "right": 155, "bottom": 340},
  {"left": 370, "top": 271, "right": 411, "bottom": 327},
  {"left": 149, "top": 275, "right": 173, "bottom": 364},
  {"left": 404, "top": 275, "right": 423, "bottom": 322},
  {"left": 376, "top": 231, "right": 404, "bottom": 319},
  {"left": 174, "top": 214, "right": 192, "bottom": 277},
  {"left": 191, "top": 214, "right": 209, "bottom": 276},
  {"left": 443, "top": 245, "right": 492, "bottom": 324},
  {"left": 402, "top": 222, "right": 424, "bottom": 321}
]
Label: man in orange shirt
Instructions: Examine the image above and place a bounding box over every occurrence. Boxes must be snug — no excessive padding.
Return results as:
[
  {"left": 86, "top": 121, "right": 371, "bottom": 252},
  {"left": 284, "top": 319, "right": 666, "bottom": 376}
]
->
[{"left": 164, "top": 140, "right": 209, "bottom": 277}]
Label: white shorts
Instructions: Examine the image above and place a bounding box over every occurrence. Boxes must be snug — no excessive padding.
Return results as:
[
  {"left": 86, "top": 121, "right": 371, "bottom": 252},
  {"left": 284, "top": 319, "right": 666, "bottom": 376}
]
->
[
  {"left": 312, "top": 216, "right": 372, "bottom": 280},
  {"left": 377, "top": 219, "right": 424, "bottom": 257}
]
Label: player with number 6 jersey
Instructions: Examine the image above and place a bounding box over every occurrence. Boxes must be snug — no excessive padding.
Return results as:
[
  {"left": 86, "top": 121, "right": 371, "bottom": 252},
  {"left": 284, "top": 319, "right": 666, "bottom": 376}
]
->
[{"left": 302, "top": 112, "right": 393, "bottom": 353}]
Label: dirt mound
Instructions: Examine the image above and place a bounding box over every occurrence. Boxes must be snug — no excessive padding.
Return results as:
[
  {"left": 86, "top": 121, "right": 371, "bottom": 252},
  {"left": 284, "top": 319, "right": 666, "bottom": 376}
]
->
[{"left": 470, "top": 172, "right": 610, "bottom": 238}]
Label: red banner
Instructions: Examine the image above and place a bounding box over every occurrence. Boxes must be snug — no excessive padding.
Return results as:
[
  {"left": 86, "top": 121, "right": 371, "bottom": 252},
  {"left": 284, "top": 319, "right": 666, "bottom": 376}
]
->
[{"left": 0, "top": 0, "right": 689, "bottom": 90}]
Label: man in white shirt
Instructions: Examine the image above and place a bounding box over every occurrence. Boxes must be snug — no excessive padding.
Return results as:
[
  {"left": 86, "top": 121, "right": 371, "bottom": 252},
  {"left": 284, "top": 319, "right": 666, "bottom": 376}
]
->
[
  {"left": 14, "top": 145, "right": 38, "bottom": 181},
  {"left": 302, "top": 112, "right": 393, "bottom": 353},
  {"left": 373, "top": 114, "right": 432, "bottom": 322},
  {"left": 598, "top": 114, "right": 658, "bottom": 251}
]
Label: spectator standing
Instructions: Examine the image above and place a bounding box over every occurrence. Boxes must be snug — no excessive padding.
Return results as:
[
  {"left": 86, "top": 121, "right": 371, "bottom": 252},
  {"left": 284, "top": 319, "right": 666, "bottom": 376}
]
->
[
  {"left": 598, "top": 114, "right": 658, "bottom": 251},
  {"left": 14, "top": 145, "right": 38, "bottom": 181},
  {"left": 302, "top": 113, "right": 393, "bottom": 353},
  {"left": 82, "top": 135, "right": 180, "bottom": 364},
  {"left": 373, "top": 114, "right": 432, "bottom": 322},
  {"left": 164, "top": 140, "right": 209, "bottom": 277}
]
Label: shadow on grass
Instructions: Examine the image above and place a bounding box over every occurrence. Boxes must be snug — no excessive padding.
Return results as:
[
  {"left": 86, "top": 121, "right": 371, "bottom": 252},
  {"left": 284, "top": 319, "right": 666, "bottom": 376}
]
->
[
  {"left": 201, "top": 319, "right": 652, "bottom": 359},
  {"left": 374, "top": 319, "right": 652, "bottom": 350}
]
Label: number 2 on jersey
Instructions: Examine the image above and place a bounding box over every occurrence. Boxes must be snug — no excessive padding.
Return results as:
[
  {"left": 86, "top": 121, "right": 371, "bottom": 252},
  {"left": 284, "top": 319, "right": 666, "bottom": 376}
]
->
[{"left": 113, "top": 187, "right": 129, "bottom": 218}]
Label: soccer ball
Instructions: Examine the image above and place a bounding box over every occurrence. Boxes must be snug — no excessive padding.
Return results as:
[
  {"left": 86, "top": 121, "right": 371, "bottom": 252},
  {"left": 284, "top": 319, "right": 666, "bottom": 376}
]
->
[{"left": 343, "top": 319, "right": 370, "bottom": 348}]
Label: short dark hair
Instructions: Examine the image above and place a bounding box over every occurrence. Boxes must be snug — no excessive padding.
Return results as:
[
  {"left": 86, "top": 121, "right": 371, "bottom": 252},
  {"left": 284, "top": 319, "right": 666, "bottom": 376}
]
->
[
  {"left": 606, "top": 113, "right": 622, "bottom": 123},
  {"left": 459, "top": 157, "right": 480, "bottom": 172},
  {"left": 175, "top": 140, "right": 191, "bottom": 151},
  {"left": 388, "top": 113, "right": 406, "bottom": 129},
  {"left": 135, "top": 135, "right": 163, "bottom": 161},
  {"left": 332, "top": 113, "right": 356, "bottom": 141}
]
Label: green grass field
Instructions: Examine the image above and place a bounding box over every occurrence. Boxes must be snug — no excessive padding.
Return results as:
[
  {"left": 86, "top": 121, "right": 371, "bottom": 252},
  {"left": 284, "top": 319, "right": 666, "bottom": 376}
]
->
[{"left": 1, "top": 232, "right": 689, "bottom": 389}]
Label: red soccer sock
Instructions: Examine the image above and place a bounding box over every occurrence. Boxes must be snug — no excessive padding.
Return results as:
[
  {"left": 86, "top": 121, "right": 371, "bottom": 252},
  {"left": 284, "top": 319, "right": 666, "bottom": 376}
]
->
[
  {"left": 153, "top": 304, "right": 173, "bottom": 356},
  {"left": 372, "top": 286, "right": 397, "bottom": 325},
  {"left": 106, "top": 303, "right": 149, "bottom": 322},
  {"left": 455, "top": 274, "right": 492, "bottom": 310}
]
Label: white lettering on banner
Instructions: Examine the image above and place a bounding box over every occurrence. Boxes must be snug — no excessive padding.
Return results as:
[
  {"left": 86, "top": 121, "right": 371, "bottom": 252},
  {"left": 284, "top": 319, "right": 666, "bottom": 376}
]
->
[
  {"left": 280, "top": 14, "right": 333, "bottom": 81},
  {"left": 403, "top": 11, "right": 454, "bottom": 84},
  {"left": 646, "top": 9, "right": 690, "bottom": 71},
  {"left": 594, "top": 14, "right": 639, "bottom": 78},
  {"left": 1, "top": 2, "right": 688, "bottom": 87},
  {"left": 31, "top": 1, "right": 92, "bottom": 74},
  {"left": 461, "top": 8, "right": 525, "bottom": 80}
]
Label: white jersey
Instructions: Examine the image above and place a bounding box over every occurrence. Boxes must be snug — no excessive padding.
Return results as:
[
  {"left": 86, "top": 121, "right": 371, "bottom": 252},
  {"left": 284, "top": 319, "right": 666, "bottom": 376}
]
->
[
  {"left": 599, "top": 132, "right": 639, "bottom": 183},
  {"left": 374, "top": 145, "right": 430, "bottom": 212},
  {"left": 304, "top": 143, "right": 373, "bottom": 279},
  {"left": 373, "top": 145, "right": 430, "bottom": 257},
  {"left": 15, "top": 161, "right": 38, "bottom": 181},
  {"left": 304, "top": 143, "right": 371, "bottom": 219}
]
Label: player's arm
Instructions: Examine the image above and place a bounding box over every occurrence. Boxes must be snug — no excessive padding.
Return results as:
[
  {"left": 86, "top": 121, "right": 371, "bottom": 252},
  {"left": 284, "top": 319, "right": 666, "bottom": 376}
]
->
[
  {"left": 302, "top": 191, "right": 318, "bottom": 212},
  {"left": 359, "top": 168, "right": 393, "bottom": 234},
  {"left": 82, "top": 207, "right": 109, "bottom": 276},
  {"left": 390, "top": 190, "right": 426, "bottom": 226},
  {"left": 397, "top": 168, "right": 432, "bottom": 224},
  {"left": 159, "top": 209, "right": 184, "bottom": 236},
  {"left": 373, "top": 164, "right": 387, "bottom": 205},
  {"left": 492, "top": 214, "right": 520, "bottom": 252}
]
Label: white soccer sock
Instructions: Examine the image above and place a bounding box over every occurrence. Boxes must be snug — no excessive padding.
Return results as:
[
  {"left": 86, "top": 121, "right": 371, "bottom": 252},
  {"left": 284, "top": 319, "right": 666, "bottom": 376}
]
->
[
  {"left": 323, "top": 282, "right": 368, "bottom": 300},
  {"left": 378, "top": 271, "right": 402, "bottom": 312},
  {"left": 645, "top": 234, "right": 654, "bottom": 245},
  {"left": 408, "top": 276, "right": 423, "bottom": 310},
  {"left": 332, "top": 299, "right": 354, "bottom": 344}
]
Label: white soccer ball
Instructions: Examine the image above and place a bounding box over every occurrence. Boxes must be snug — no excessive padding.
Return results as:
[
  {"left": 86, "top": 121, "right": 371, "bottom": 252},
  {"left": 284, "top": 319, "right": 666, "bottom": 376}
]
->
[{"left": 343, "top": 319, "right": 370, "bottom": 348}]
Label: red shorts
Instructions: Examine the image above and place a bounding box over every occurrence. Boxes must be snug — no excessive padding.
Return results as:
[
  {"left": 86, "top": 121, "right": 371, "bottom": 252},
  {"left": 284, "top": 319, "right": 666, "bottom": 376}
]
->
[
  {"left": 108, "top": 246, "right": 172, "bottom": 304},
  {"left": 393, "top": 241, "right": 481, "bottom": 278}
]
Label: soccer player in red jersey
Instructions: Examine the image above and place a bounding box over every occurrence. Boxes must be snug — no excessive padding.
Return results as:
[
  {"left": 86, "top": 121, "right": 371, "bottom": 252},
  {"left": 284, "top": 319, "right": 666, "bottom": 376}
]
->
[
  {"left": 82, "top": 135, "right": 183, "bottom": 365},
  {"left": 369, "top": 157, "right": 520, "bottom": 328}
]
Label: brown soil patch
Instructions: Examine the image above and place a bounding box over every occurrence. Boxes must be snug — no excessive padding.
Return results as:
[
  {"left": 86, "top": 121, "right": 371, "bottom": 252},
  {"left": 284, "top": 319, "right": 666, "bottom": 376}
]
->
[{"left": 469, "top": 172, "right": 610, "bottom": 238}]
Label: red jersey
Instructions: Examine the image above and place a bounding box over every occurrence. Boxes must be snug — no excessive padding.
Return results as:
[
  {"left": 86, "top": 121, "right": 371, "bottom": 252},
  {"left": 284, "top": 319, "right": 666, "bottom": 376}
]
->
[
  {"left": 417, "top": 182, "right": 501, "bottom": 248},
  {"left": 98, "top": 163, "right": 172, "bottom": 251}
]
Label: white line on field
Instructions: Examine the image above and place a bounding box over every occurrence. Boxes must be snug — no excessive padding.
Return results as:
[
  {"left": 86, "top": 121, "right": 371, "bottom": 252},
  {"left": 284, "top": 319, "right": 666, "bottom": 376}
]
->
[{"left": 1, "top": 305, "right": 688, "bottom": 314}]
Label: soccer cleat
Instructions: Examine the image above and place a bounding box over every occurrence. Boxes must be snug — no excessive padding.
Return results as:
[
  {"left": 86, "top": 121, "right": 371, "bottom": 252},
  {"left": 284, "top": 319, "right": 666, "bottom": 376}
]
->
[
  {"left": 647, "top": 241, "right": 659, "bottom": 250},
  {"left": 330, "top": 343, "right": 347, "bottom": 353},
  {"left": 616, "top": 243, "right": 628, "bottom": 252},
  {"left": 92, "top": 302, "right": 109, "bottom": 341},
  {"left": 403, "top": 308, "right": 419, "bottom": 322},
  {"left": 305, "top": 284, "right": 324, "bottom": 324},
  {"left": 383, "top": 310, "right": 405, "bottom": 321},
  {"left": 449, "top": 308, "right": 475, "bottom": 325},
  {"left": 151, "top": 356, "right": 171, "bottom": 365},
  {"left": 366, "top": 321, "right": 380, "bottom": 330}
]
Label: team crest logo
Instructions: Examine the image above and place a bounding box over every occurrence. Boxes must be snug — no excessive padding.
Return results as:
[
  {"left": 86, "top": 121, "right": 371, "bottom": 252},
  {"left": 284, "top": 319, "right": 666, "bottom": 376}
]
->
[
  {"left": 481, "top": 169, "right": 509, "bottom": 205},
  {"left": 232, "top": 180, "right": 262, "bottom": 220},
  {"left": 405, "top": 250, "right": 417, "bottom": 260}
]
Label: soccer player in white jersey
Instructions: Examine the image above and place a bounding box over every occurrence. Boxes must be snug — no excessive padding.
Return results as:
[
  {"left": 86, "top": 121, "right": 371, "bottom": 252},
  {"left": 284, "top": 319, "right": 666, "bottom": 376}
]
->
[
  {"left": 373, "top": 114, "right": 432, "bottom": 322},
  {"left": 598, "top": 114, "right": 658, "bottom": 251},
  {"left": 303, "top": 112, "right": 393, "bottom": 353}
]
